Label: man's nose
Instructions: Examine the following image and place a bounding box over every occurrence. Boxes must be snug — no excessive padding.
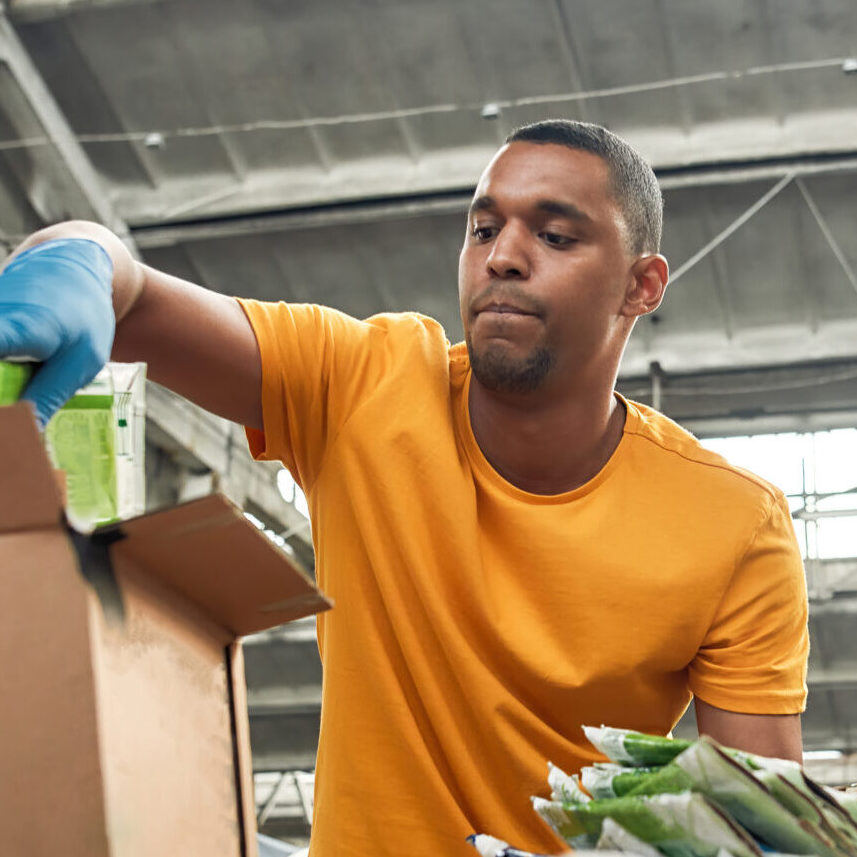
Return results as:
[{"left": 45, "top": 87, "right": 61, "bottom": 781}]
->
[{"left": 486, "top": 224, "right": 530, "bottom": 279}]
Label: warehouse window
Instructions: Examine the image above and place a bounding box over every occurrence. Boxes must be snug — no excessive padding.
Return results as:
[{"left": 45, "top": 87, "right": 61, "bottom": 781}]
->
[
  {"left": 277, "top": 468, "right": 310, "bottom": 519},
  {"left": 241, "top": 470, "right": 310, "bottom": 557},
  {"left": 700, "top": 429, "right": 857, "bottom": 561}
]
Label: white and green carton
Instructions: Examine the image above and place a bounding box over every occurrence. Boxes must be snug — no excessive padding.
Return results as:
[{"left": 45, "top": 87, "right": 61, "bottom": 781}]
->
[{"left": 44, "top": 362, "right": 147, "bottom": 532}]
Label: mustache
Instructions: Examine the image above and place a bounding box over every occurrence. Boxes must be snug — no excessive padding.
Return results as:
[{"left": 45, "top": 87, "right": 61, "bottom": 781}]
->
[{"left": 469, "top": 283, "right": 546, "bottom": 317}]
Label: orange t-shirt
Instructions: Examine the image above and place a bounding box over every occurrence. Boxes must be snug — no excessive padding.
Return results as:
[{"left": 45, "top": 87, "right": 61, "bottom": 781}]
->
[{"left": 239, "top": 301, "right": 808, "bottom": 857}]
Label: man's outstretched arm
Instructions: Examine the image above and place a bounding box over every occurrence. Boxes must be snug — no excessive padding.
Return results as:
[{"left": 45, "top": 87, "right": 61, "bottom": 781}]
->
[
  {"left": 1, "top": 220, "right": 263, "bottom": 430},
  {"left": 695, "top": 698, "right": 803, "bottom": 763}
]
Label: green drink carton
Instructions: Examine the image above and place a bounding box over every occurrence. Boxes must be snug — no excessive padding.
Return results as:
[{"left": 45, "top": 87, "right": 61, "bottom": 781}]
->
[
  {"left": 0, "top": 360, "right": 33, "bottom": 406},
  {"left": 44, "top": 362, "right": 146, "bottom": 532}
]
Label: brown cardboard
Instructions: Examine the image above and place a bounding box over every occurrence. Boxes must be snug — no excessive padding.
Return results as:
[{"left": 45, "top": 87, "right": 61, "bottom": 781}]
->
[
  {"left": 0, "top": 400, "right": 64, "bottom": 529},
  {"left": 0, "top": 402, "right": 332, "bottom": 856}
]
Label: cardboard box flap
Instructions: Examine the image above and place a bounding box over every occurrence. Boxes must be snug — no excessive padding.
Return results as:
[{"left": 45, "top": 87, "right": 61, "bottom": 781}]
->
[
  {"left": 0, "top": 403, "right": 63, "bottom": 532},
  {"left": 109, "top": 493, "right": 331, "bottom": 636}
]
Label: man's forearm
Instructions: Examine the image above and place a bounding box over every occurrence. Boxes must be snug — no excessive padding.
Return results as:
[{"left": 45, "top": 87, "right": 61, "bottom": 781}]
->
[{"left": 695, "top": 700, "right": 803, "bottom": 763}]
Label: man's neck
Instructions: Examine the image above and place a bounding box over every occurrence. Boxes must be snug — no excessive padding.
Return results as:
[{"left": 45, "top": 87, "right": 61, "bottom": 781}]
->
[{"left": 468, "top": 378, "right": 626, "bottom": 495}]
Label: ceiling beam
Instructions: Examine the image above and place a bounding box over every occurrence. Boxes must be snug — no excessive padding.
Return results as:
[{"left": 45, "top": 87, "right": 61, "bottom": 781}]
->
[
  {"left": 807, "top": 668, "right": 857, "bottom": 691},
  {"left": 132, "top": 194, "right": 469, "bottom": 249},
  {"left": 0, "top": 10, "right": 136, "bottom": 250},
  {"left": 5, "top": 0, "right": 159, "bottom": 23},
  {"left": 130, "top": 150, "right": 857, "bottom": 249},
  {"left": 251, "top": 747, "right": 318, "bottom": 774},
  {"left": 145, "top": 382, "right": 314, "bottom": 564},
  {"left": 810, "top": 594, "right": 857, "bottom": 616},
  {"left": 247, "top": 687, "right": 322, "bottom": 717},
  {"left": 245, "top": 617, "right": 318, "bottom": 645},
  {"left": 617, "top": 356, "right": 857, "bottom": 435},
  {"left": 113, "top": 108, "right": 857, "bottom": 225}
]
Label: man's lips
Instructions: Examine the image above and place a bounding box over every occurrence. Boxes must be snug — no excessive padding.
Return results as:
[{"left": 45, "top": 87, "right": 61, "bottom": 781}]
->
[{"left": 474, "top": 301, "right": 538, "bottom": 317}]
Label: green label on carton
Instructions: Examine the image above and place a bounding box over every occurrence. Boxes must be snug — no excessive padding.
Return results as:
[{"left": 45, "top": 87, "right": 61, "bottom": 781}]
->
[
  {"left": 0, "top": 361, "right": 32, "bottom": 405},
  {"left": 45, "top": 394, "right": 118, "bottom": 529}
]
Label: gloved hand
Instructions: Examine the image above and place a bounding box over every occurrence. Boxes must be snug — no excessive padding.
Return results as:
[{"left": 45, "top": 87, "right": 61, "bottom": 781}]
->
[{"left": 0, "top": 237, "right": 115, "bottom": 427}]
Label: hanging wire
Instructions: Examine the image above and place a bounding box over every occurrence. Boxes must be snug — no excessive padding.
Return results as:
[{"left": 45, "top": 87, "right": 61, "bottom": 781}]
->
[{"left": 0, "top": 56, "right": 849, "bottom": 154}]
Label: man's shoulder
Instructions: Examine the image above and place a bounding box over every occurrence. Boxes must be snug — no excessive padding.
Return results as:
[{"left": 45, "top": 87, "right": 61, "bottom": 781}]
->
[
  {"left": 251, "top": 301, "right": 447, "bottom": 337},
  {"left": 361, "top": 309, "right": 447, "bottom": 336},
  {"left": 622, "top": 397, "right": 783, "bottom": 504},
  {"left": 330, "top": 307, "right": 451, "bottom": 353},
  {"left": 361, "top": 310, "right": 460, "bottom": 368}
]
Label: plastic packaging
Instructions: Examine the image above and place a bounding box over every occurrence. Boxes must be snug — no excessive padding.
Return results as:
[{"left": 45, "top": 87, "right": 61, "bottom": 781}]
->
[{"left": 472, "top": 725, "right": 857, "bottom": 857}]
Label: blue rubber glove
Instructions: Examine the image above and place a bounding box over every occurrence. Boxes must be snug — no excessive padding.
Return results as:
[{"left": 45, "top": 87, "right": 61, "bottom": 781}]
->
[{"left": 0, "top": 238, "right": 115, "bottom": 427}]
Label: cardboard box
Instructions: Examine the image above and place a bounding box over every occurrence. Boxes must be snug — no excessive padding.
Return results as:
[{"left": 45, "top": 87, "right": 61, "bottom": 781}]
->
[{"left": 0, "top": 402, "right": 332, "bottom": 857}]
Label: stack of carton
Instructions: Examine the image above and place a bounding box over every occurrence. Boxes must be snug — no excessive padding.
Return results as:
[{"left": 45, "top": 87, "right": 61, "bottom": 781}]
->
[{"left": 0, "top": 402, "right": 331, "bottom": 856}]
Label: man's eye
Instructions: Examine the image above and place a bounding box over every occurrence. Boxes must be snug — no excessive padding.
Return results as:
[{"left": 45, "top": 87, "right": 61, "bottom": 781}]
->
[
  {"left": 471, "top": 226, "right": 497, "bottom": 241},
  {"left": 541, "top": 232, "right": 574, "bottom": 247}
]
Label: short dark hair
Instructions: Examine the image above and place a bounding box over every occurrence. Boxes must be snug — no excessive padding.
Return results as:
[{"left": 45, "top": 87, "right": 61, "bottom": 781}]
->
[{"left": 505, "top": 120, "right": 663, "bottom": 255}]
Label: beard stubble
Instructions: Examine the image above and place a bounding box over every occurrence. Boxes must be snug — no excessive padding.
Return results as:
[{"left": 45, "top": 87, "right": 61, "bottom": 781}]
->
[{"left": 466, "top": 336, "right": 554, "bottom": 394}]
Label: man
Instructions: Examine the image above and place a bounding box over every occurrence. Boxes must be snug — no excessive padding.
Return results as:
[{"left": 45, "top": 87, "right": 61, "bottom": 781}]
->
[{"left": 0, "top": 121, "right": 808, "bottom": 856}]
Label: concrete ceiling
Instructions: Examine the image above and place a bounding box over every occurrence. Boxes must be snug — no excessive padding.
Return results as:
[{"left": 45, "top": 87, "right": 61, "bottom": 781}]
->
[
  {"left": 1, "top": 0, "right": 856, "bottom": 843},
  {"left": 3, "top": 0, "right": 857, "bottom": 380}
]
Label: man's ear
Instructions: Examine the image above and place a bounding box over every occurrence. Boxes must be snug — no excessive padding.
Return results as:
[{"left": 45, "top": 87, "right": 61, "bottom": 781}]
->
[{"left": 621, "top": 254, "right": 669, "bottom": 318}]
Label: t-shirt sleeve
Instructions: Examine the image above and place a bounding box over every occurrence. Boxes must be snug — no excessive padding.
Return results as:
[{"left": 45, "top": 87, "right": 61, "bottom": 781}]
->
[
  {"left": 688, "top": 491, "right": 809, "bottom": 714},
  {"left": 237, "top": 299, "right": 387, "bottom": 491}
]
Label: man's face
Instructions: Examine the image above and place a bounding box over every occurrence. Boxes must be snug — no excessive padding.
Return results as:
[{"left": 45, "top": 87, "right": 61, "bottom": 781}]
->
[{"left": 458, "top": 142, "right": 638, "bottom": 394}]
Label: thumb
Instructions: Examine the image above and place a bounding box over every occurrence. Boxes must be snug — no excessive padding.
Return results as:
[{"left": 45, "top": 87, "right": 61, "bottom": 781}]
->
[
  {"left": 20, "top": 342, "right": 105, "bottom": 428},
  {"left": 0, "top": 306, "right": 62, "bottom": 362}
]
